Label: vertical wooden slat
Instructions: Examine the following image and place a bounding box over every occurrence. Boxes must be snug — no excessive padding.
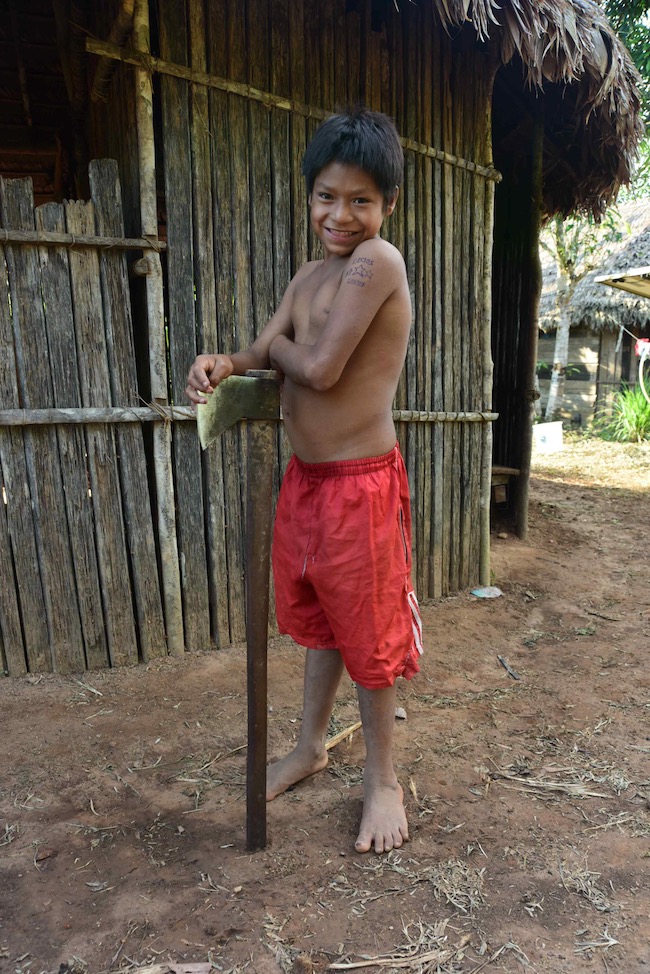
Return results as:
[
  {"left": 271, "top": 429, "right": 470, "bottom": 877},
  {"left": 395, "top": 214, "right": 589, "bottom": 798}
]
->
[
  {"left": 289, "top": 2, "right": 308, "bottom": 273},
  {"left": 248, "top": 0, "right": 274, "bottom": 335},
  {"left": 346, "top": 2, "right": 361, "bottom": 108},
  {"left": 413, "top": 6, "right": 425, "bottom": 592},
  {"left": 66, "top": 199, "right": 138, "bottom": 667},
  {"left": 320, "top": 0, "right": 335, "bottom": 113},
  {"left": 0, "top": 465, "right": 25, "bottom": 675},
  {"left": 228, "top": 1, "right": 254, "bottom": 351},
  {"left": 35, "top": 201, "right": 109, "bottom": 670},
  {"left": 0, "top": 487, "right": 24, "bottom": 675},
  {"left": 159, "top": 0, "right": 211, "bottom": 651},
  {"left": 388, "top": 9, "right": 407, "bottom": 460},
  {"left": 133, "top": 0, "right": 184, "bottom": 658},
  {"left": 1, "top": 178, "right": 84, "bottom": 673},
  {"left": 304, "top": 0, "right": 322, "bottom": 263},
  {"left": 458, "top": 52, "right": 472, "bottom": 589},
  {"left": 430, "top": 17, "right": 444, "bottom": 599},
  {"left": 207, "top": 1, "right": 246, "bottom": 643},
  {"left": 0, "top": 243, "right": 29, "bottom": 676},
  {"left": 447, "top": 49, "right": 464, "bottom": 594},
  {"left": 403, "top": 9, "right": 418, "bottom": 585},
  {"left": 89, "top": 160, "right": 167, "bottom": 661},
  {"left": 420, "top": 4, "right": 434, "bottom": 599},
  {"left": 480, "top": 57, "right": 499, "bottom": 587},
  {"left": 332, "top": 0, "right": 347, "bottom": 112},
  {"left": 471, "top": 170, "right": 487, "bottom": 582},
  {"left": 188, "top": 0, "right": 230, "bottom": 648},
  {"left": 441, "top": 35, "right": 455, "bottom": 595},
  {"left": 248, "top": 0, "right": 278, "bottom": 638},
  {"left": 228, "top": 0, "right": 255, "bottom": 643},
  {"left": 270, "top": 0, "right": 293, "bottom": 481},
  {"left": 470, "top": 56, "right": 486, "bottom": 588},
  {"left": 366, "top": 8, "right": 382, "bottom": 111}
]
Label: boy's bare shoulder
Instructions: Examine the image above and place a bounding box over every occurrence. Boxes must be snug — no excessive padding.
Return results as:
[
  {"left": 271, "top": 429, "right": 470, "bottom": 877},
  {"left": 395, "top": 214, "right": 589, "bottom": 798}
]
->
[
  {"left": 344, "top": 238, "right": 407, "bottom": 292},
  {"left": 348, "top": 237, "right": 406, "bottom": 272}
]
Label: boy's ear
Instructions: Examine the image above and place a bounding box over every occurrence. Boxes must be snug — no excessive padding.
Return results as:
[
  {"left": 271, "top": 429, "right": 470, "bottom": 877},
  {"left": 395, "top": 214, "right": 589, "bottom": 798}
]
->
[{"left": 385, "top": 186, "right": 399, "bottom": 215}]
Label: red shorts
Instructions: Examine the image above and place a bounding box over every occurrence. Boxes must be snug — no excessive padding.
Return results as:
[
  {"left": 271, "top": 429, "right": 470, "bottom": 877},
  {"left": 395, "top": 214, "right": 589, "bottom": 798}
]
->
[{"left": 272, "top": 445, "right": 422, "bottom": 690}]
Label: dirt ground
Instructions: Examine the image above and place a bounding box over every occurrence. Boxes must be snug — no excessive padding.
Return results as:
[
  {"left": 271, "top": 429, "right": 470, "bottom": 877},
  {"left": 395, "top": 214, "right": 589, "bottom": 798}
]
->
[{"left": 1, "top": 435, "right": 649, "bottom": 974}]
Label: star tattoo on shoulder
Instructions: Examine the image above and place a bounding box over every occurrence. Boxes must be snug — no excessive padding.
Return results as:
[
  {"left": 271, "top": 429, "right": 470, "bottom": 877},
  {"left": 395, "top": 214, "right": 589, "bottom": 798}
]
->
[{"left": 345, "top": 257, "right": 375, "bottom": 288}]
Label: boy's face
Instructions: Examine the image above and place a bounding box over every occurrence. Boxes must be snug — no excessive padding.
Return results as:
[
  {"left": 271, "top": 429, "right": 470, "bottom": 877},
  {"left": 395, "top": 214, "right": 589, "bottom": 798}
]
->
[{"left": 308, "top": 162, "right": 396, "bottom": 260}]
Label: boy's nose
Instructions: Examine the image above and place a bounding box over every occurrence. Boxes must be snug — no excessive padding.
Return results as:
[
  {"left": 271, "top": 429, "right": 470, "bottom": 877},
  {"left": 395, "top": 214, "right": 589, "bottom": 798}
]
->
[{"left": 332, "top": 201, "right": 352, "bottom": 223}]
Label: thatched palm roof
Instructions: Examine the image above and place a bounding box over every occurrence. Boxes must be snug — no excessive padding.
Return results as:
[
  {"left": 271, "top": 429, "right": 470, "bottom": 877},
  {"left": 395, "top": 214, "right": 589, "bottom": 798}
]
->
[
  {"left": 539, "top": 200, "right": 650, "bottom": 332},
  {"left": 429, "top": 0, "right": 644, "bottom": 217},
  {"left": 0, "top": 0, "right": 643, "bottom": 216}
]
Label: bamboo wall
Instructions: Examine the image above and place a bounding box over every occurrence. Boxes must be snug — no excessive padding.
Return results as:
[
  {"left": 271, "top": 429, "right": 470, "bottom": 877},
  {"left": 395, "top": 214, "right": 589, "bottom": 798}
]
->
[
  {"left": 0, "top": 0, "right": 500, "bottom": 674},
  {"left": 152, "top": 0, "right": 498, "bottom": 652},
  {"left": 0, "top": 161, "right": 167, "bottom": 676}
]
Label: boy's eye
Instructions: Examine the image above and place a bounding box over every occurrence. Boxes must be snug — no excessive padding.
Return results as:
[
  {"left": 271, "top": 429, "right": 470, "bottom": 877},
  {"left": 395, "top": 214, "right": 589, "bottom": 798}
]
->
[
  {"left": 354, "top": 198, "right": 369, "bottom": 205},
  {"left": 318, "top": 192, "right": 333, "bottom": 200}
]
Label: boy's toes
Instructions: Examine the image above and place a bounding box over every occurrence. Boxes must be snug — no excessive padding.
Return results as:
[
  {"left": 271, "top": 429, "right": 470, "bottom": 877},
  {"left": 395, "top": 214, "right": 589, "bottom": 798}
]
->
[
  {"left": 354, "top": 835, "right": 372, "bottom": 854},
  {"left": 356, "top": 783, "right": 409, "bottom": 853},
  {"left": 355, "top": 826, "right": 406, "bottom": 854}
]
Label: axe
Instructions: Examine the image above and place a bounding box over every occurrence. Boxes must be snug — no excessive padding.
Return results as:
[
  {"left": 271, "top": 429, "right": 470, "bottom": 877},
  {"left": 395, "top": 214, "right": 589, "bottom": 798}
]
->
[{"left": 197, "top": 369, "right": 281, "bottom": 851}]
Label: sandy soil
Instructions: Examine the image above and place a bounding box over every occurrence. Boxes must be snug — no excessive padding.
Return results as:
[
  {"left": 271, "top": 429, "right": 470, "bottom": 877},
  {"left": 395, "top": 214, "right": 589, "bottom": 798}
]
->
[{"left": 1, "top": 436, "right": 649, "bottom": 974}]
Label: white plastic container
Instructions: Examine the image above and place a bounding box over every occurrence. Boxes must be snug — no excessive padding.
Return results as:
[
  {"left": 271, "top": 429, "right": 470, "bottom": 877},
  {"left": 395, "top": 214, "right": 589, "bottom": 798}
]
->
[{"left": 532, "top": 421, "right": 563, "bottom": 454}]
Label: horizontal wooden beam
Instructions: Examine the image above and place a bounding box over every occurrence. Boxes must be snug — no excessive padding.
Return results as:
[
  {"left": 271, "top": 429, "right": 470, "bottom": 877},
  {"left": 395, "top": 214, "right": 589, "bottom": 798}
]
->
[
  {"left": 0, "top": 227, "right": 166, "bottom": 251},
  {"left": 0, "top": 406, "right": 497, "bottom": 427},
  {"left": 85, "top": 37, "right": 502, "bottom": 183},
  {"left": 0, "top": 406, "right": 191, "bottom": 426},
  {"left": 393, "top": 410, "right": 499, "bottom": 423}
]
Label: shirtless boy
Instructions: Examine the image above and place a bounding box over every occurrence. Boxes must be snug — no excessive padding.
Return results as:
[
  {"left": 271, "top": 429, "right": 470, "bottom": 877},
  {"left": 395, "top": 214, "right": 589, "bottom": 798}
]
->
[{"left": 186, "top": 107, "right": 422, "bottom": 854}]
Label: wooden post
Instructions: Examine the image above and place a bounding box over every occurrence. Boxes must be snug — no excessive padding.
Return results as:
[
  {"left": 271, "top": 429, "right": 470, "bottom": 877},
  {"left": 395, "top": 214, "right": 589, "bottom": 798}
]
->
[
  {"left": 133, "top": 0, "right": 184, "bottom": 655},
  {"left": 245, "top": 418, "right": 276, "bottom": 852},
  {"left": 515, "top": 114, "right": 544, "bottom": 540},
  {"left": 479, "top": 56, "right": 500, "bottom": 587}
]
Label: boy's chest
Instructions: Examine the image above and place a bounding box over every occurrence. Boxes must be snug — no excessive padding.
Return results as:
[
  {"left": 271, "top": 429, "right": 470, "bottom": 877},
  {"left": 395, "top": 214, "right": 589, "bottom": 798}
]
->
[{"left": 292, "top": 262, "right": 345, "bottom": 341}]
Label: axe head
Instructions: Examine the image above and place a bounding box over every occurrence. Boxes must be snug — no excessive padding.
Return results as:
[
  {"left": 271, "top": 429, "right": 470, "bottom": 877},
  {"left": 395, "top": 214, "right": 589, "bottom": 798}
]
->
[{"left": 196, "top": 370, "right": 281, "bottom": 449}]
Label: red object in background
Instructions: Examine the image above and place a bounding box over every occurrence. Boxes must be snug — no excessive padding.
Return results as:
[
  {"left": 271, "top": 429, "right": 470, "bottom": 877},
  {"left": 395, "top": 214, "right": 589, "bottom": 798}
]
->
[{"left": 635, "top": 338, "right": 650, "bottom": 357}]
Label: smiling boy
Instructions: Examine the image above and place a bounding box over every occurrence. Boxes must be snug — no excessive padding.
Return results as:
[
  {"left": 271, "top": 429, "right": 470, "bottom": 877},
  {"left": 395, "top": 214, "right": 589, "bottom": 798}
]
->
[{"left": 186, "top": 108, "right": 422, "bottom": 853}]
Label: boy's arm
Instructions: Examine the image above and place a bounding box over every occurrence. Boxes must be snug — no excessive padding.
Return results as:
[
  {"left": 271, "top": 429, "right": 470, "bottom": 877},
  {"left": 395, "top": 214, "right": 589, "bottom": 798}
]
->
[
  {"left": 186, "top": 269, "right": 305, "bottom": 405},
  {"left": 268, "top": 240, "right": 405, "bottom": 391}
]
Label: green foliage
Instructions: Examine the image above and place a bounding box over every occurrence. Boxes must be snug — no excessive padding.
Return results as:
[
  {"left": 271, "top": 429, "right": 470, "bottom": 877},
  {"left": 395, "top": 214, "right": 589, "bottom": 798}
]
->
[
  {"left": 604, "top": 0, "right": 650, "bottom": 124},
  {"left": 540, "top": 209, "right": 627, "bottom": 285},
  {"left": 597, "top": 385, "right": 650, "bottom": 442},
  {"left": 619, "top": 138, "right": 650, "bottom": 201}
]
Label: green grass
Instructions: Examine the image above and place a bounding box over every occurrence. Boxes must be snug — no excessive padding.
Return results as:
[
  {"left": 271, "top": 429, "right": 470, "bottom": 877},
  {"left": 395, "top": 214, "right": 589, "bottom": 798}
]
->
[{"left": 598, "top": 385, "right": 650, "bottom": 443}]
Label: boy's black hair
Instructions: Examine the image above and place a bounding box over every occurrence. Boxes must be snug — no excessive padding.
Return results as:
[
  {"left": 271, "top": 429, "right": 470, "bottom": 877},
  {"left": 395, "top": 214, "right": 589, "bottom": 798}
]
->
[{"left": 302, "top": 107, "right": 403, "bottom": 207}]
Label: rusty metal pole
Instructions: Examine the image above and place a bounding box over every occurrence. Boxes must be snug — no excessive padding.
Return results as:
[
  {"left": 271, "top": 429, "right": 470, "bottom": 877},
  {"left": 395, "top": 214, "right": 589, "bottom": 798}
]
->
[{"left": 245, "top": 416, "right": 276, "bottom": 851}]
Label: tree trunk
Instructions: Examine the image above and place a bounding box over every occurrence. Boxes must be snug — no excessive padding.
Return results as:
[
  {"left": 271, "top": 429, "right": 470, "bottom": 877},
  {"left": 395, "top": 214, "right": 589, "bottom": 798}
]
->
[
  {"left": 544, "top": 269, "right": 571, "bottom": 420},
  {"left": 533, "top": 374, "right": 542, "bottom": 418}
]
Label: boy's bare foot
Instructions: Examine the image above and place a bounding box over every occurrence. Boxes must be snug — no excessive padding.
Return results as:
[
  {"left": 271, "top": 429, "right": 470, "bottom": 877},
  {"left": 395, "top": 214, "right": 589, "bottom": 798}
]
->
[
  {"left": 355, "top": 780, "right": 408, "bottom": 853},
  {"left": 266, "top": 745, "right": 329, "bottom": 801}
]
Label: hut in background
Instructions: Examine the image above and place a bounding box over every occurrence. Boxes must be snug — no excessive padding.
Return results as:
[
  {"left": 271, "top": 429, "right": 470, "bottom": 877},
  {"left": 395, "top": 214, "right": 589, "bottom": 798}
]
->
[
  {"left": 0, "top": 0, "right": 643, "bottom": 674},
  {"left": 539, "top": 201, "right": 650, "bottom": 423}
]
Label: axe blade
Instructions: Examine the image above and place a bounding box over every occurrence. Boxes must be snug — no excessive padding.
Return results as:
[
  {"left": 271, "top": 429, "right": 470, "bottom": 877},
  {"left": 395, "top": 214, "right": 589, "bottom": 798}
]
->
[{"left": 196, "top": 371, "right": 280, "bottom": 449}]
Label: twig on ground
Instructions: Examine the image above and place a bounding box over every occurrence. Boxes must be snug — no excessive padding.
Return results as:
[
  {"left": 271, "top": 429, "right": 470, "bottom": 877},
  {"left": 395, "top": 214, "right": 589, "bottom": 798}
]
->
[
  {"left": 586, "top": 610, "right": 622, "bottom": 622},
  {"left": 497, "top": 656, "right": 521, "bottom": 680},
  {"left": 326, "top": 721, "right": 363, "bottom": 751},
  {"left": 574, "top": 929, "right": 619, "bottom": 953},
  {"left": 327, "top": 922, "right": 470, "bottom": 970}
]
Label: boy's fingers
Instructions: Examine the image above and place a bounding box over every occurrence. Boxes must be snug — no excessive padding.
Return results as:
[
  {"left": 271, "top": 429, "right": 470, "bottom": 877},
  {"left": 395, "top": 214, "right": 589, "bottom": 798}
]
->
[
  {"left": 185, "top": 383, "right": 207, "bottom": 406},
  {"left": 185, "top": 354, "right": 233, "bottom": 405}
]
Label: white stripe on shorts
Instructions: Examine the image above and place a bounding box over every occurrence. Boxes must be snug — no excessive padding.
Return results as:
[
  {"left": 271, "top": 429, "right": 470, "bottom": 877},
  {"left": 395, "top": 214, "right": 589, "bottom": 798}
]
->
[{"left": 408, "top": 590, "right": 423, "bottom": 655}]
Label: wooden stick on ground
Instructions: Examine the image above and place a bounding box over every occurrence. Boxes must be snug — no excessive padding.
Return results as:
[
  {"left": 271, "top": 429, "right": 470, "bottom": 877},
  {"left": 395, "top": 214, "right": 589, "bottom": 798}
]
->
[{"left": 325, "top": 721, "right": 363, "bottom": 751}]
